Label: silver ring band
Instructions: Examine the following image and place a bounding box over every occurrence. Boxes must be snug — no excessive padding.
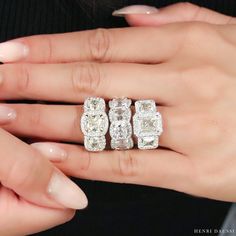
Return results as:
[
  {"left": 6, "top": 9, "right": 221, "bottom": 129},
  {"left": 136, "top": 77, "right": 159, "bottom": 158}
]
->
[
  {"left": 109, "top": 98, "right": 134, "bottom": 150},
  {"left": 81, "top": 97, "right": 108, "bottom": 151},
  {"left": 133, "top": 100, "right": 163, "bottom": 150}
]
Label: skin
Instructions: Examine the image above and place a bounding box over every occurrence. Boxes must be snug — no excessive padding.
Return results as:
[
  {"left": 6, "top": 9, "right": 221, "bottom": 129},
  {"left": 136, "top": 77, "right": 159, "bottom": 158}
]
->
[{"left": 1, "top": 2, "right": 236, "bottom": 234}]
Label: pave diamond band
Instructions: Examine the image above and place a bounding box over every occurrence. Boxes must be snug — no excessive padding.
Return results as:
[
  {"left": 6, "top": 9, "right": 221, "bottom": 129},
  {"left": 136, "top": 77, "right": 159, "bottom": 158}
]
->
[
  {"left": 81, "top": 98, "right": 163, "bottom": 151},
  {"left": 133, "top": 100, "right": 163, "bottom": 150},
  {"left": 81, "top": 97, "right": 109, "bottom": 151},
  {"left": 109, "top": 98, "right": 134, "bottom": 150}
]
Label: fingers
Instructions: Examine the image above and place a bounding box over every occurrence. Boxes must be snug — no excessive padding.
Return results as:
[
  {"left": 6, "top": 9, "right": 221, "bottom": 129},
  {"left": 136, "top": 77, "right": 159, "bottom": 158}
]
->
[
  {"left": 0, "top": 25, "right": 186, "bottom": 63},
  {"left": 0, "top": 187, "right": 75, "bottom": 236},
  {"left": 0, "top": 129, "right": 88, "bottom": 210},
  {"left": 122, "top": 3, "right": 236, "bottom": 26},
  {"left": 0, "top": 62, "right": 182, "bottom": 105},
  {"left": 1, "top": 104, "right": 183, "bottom": 152},
  {"left": 32, "top": 143, "right": 192, "bottom": 193}
]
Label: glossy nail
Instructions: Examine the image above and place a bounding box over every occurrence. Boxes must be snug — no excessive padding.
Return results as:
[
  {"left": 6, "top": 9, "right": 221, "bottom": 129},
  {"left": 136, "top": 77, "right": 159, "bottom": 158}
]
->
[
  {"left": 31, "top": 143, "right": 67, "bottom": 162},
  {"left": 48, "top": 171, "right": 88, "bottom": 210},
  {"left": 0, "top": 41, "right": 29, "bottom": 62},
  {"left": 112, "top": 5, "right": 158, "bottom": 17},
  {"left": 0, "top": 106, "right": 16, "bottom": 123}
]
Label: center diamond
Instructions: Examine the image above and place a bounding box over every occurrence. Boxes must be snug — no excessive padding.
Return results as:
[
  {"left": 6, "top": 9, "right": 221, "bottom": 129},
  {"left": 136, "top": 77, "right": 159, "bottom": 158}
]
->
[
  {"left": 81, "top": 112, "right": 108, "bottom": 136},
  {"left": 110, "top": 121, "right": 132, "bottom": 139},
  {"left": 133, "top": 113, "right": 163, "bottom": 136}
]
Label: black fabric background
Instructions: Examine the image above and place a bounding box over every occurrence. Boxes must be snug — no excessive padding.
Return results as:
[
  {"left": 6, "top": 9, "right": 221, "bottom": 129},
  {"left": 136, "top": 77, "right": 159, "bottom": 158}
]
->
[{"left": 1, "top": 1, "right": 235, "bottom": 235}]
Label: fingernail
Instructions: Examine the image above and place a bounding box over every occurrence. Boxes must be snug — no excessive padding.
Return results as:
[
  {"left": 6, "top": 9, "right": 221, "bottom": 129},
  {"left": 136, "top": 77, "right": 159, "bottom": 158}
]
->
[
  {"left": 0, "top": 41, "right": 29, "bottom": 63},
  {"left": 48, "top": 171, "right": 88, "bottom": 210},
  {"left": 0, "top": 106, "right": 16, "bottom": 123},
  {"left": 31, "top": 143, "right": 67, "bottom": 162},
  {"left": 112, "top": 5, "right": 158, "bottom": 17}
]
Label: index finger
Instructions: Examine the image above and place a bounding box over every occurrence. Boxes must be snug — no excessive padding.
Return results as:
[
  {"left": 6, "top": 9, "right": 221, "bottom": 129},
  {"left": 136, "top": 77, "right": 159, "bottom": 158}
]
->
[{"left": 0, "top": 25, "right": 185, "bottom": 64}]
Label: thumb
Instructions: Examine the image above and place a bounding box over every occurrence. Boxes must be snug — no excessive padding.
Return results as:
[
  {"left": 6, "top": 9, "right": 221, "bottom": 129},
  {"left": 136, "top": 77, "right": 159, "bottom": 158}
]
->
[
  {"left": 0, "top": 128, "right": 88, "bottom": 210},
  {"left": 112, "top": 3, "right": 236, "bottom": 26}
]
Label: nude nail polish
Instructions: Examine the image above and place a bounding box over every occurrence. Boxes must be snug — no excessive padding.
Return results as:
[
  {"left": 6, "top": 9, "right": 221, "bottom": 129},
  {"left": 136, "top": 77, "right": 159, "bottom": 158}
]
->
[
  {"left": 0, "top": 41, "right": 29, "bottom": 63},
  {"left": 0, "top": 106, "right": 16, "bottom": 123},
  {"left": 112, "top": 5, "right": 159, "bottom": 17},
  {"left": 31, "top": 143, "right": 67, "bottom": 162},
  {"left": 48, "top": 171, "right": 88, "bottom": 210}
]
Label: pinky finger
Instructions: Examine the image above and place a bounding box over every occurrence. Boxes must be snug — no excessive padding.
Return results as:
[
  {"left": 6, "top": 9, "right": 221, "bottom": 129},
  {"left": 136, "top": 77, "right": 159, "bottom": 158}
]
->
[{"left": 31, "top": 142, "right": 193, "bottom": 194}]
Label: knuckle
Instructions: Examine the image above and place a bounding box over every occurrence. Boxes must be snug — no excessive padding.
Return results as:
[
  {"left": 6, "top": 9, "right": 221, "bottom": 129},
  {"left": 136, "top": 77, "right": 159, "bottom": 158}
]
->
[
  {"left": 175, "top": 2, "right": 197, "bottom": 10},
  {"left": 78, "top": 147, "right": 92, "bottom": 172},
  {"left": 88, "top": 28, "right": 112, "bottom": 62},
  {"left": 180, "top": 65, "right": 223, "bottom": 102},
  {"left": 191, "top": 114, "right": 222, "bottom": 145},
  {"left": 185, "top": 22, "right": 216, "bottom": 44},
  {"left": 16, "top": 64, "right": 31, "bottom": 95},
  {"left": 116, "top": 151, "right": 139, "bottom": 178},
  {"left": 71, "top": 63, "right": 102, "bottom": 95},
  {"left": 39, "top": 35, "right": 53, "bottom": 63},
  {"left": 201, "top": 118, "right": 222, "bottom": 145},
  {"left": 28, "top": 105, "right": 42, "bottom": 128}
]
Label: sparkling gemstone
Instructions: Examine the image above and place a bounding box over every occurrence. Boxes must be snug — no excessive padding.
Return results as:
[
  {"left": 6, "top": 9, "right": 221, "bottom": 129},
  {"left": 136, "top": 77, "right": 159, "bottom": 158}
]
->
[
  {"left": 111, "top": 138, "right": 134, "bottom": 150},
  {"left": 138, "top": 136, "right": 159, "bottom": 149},
  {"left": 84, "top": 136, "right": 106, "bottom": 151},
  {"left": 133, "top": 113, "right": 163, "bottom": 136},
  {"left": 110, "top": 121, "right": 132, "bottom": 139},
  {"left": 81, "top": 111, "right": 108, "bottom": 136},
  {"left": 109, "top": 98, "right": 131, "bottom": 109},
  {"left": 84, "top": 97, "right": 105, "bottom": 111},
  {"left": 135, "top": 100, "right": 156, "bottom": 113},
  {"left": 109, "top": 107, "right": 131, "bottom": 121}
]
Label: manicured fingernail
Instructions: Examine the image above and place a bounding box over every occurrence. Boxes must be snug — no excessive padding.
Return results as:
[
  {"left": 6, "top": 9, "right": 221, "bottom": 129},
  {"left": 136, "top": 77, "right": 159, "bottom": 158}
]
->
[
  {"left": 0, "top": 41, "right": 29, "bottom": 62},
  {"left": 31, "top": 143, "right": 67, "bottom": 162},
  {"left": 112, "top": 5, "right": 158, "bottom": 17},
  {"left": 0, "top": 106, "right": 16, "bottom": 123},
  {"left": 48, "top": 171, "right": 88, "bottom": 210}
]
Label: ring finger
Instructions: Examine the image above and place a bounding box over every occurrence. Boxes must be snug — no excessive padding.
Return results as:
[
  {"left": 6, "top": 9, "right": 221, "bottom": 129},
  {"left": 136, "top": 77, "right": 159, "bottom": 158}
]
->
[{"left": 1, "top": 104, "right": 183, "bottom": 152}]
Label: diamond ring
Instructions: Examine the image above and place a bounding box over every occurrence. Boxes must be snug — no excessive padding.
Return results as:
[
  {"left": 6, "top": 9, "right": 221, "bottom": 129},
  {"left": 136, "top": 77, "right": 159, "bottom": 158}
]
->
[
  {"left": 133, "top": 100, "right": 163, "bottom": 149},
  {"left": 109, "top": 98, "right": 134, "bottom": 150},
  {"left": 81, "top": 97, "right": 109, "bottom": 151}
]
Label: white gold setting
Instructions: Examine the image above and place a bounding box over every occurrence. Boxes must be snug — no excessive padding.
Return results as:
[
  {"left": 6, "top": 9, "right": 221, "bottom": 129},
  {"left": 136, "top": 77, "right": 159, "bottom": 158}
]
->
[
  {"left": 109, "top": 98, "right": 133, "bottom": 150},
  {"left": 133, "top": 100, "right": 163, "bottom": 150},
  {"left": 81, "top": 97, "right": 108, "bottom": 151}
]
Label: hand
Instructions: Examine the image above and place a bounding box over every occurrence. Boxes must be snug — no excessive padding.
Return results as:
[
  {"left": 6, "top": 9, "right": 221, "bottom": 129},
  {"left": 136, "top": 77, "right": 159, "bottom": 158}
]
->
[
  {"left": 0, "top": 5, "right": 236, "bottom": 203},
  {"left": 118, "top": 2, "right": 236, "bottom": 26},
  {"left": 0, "top": 128, "right": 87, "bottom": 235}
]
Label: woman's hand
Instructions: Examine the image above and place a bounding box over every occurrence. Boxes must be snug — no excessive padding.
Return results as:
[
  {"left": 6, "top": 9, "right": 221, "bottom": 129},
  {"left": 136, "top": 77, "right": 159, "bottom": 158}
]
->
[
  {"left": 1, "top": 4, "right": 236, "bottom": 203},
  {"left": 0, "top": 128, "right": 87, "bottom": 235}
]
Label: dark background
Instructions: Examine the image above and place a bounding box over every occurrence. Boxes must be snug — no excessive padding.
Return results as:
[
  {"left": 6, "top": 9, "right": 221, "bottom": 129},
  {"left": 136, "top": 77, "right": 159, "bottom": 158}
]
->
[{"left": 1, "top": 1, "right": 235, "bottom": 235}]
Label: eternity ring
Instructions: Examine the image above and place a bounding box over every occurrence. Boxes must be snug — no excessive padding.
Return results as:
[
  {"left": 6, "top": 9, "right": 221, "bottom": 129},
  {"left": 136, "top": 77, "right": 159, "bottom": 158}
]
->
[
  {"left": 109, "top": 98, "right": 134, "bottom": 150},
  {"left": 133, "top": 100, "right": 163, "bottom": 149},
  {"left": 81, "top": 97, "right": 109, "bottom": 152}
]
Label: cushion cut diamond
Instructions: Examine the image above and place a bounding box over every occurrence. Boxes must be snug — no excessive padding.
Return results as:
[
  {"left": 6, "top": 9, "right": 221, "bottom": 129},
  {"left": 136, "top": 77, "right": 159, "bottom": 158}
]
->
[
  {"left": 110, "top": 121, "right": 132, "bottom": 140},
  {"left": 84, "top": 136, "right": 106, "bottom": 151},
  {"left": 81, "top": 112, "right": 108, "bottom": 136}
]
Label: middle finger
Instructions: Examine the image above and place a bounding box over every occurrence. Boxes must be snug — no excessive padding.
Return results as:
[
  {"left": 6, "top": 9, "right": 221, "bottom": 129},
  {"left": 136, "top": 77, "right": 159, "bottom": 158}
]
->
[{"left": 0, "top": 62, "right": 183, "bottom": 105}]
